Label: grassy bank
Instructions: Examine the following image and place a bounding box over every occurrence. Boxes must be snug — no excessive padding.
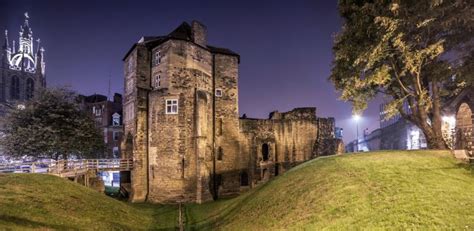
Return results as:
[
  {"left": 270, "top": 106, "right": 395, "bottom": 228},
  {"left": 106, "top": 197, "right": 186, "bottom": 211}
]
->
[
  {"left": 2, "top": 150, "right": 474, "bottom": 230},
  {"left": 185, "top": 150, "right": 474, "bottom": 230},
  {"left": 0, "top": 174, "right": 177, "bottom": 230}
]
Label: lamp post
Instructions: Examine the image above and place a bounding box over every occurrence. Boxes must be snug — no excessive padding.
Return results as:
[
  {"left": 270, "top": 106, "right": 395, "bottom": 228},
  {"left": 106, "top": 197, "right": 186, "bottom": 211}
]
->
[{"left": 353, "top": 114, "right": 361, "bottom": 152}]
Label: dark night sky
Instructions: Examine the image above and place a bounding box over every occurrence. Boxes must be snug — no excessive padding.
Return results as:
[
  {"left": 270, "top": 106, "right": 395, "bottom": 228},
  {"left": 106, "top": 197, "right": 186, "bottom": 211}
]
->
[{"left": 0, "top": 0, "right": 381, "bottom": 143}]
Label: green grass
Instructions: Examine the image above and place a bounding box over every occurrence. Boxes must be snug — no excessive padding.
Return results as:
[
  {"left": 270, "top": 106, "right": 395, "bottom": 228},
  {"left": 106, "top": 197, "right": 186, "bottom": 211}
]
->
[
  {"left": 0, "top": 174, "right": 178, "bottom": 230},
  {"left": 2, "top": 150, "right": 474, "bottom": 230},
  {"left": 185, "top": 150, "right": 474, "bottom": 230}
]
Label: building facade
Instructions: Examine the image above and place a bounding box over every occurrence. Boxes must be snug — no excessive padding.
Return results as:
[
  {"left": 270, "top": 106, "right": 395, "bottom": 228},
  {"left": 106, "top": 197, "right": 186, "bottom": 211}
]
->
[
  {"left": 0, "top": 13, "right": 46, "bottom": 113},
  {"left": 121, "top": 21, "right": 342, "bottom": 204},
  {"left": 80, "top": 93, "right": 123, "bottom": 158},
  {"left": 445, "top": 86, "right": 474, "bottom": 157}
]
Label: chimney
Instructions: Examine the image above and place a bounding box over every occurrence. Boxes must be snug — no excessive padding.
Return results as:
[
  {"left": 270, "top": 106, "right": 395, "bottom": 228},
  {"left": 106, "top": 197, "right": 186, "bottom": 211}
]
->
[
  {"left": 113, "top": 93, "right": 123, "bottom": 104},
  {"left": 191, "top": 20, "right": 207, "bottom": 47}
]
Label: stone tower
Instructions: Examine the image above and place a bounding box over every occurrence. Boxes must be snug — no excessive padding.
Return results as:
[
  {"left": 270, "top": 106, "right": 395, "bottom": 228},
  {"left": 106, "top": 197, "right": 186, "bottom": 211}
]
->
[
  {"left": 1, "top": 12, "right": 46, "bottom": 111},
  {"left": 122, "top": 21, "right": 240, "bottom": 203}
]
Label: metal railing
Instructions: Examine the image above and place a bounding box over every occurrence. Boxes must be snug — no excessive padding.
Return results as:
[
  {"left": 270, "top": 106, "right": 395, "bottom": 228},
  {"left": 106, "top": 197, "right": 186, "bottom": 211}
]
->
[{"left": 0, "top": 159, "right": 133, "bottom": 176}]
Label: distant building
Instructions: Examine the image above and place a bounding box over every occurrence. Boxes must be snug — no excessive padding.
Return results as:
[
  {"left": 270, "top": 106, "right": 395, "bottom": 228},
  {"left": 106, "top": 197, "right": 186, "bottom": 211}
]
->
[
  {"left": 0, "top": 12, "right": 46, "bottom": 114},
  {"left": 79, "top": 93, "right": 123, "bottom": 158},
  {"left": 444, "top": 86, "right": 474, "bottom": 157}
]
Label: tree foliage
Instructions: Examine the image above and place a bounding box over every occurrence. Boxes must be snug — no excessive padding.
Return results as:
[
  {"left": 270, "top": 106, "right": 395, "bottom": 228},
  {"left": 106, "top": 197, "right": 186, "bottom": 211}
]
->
[
  {"left": 1, "top": 87, "right": 104, "bottom": 160},
  {"left": 331, "top": 0, "right": 474, "bottom": 149}
]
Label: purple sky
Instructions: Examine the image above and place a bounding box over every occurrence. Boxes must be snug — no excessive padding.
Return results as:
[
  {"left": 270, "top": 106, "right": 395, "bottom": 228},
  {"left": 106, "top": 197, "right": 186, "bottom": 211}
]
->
[{"left": 0, "top": 0, "right": 382, "bottom": 143}]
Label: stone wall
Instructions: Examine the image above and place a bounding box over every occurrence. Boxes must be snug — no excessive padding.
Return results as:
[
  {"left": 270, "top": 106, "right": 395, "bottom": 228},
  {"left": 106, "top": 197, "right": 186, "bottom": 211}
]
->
[{"left": 239, "top": 108, "right": 340, "bottom": 186}]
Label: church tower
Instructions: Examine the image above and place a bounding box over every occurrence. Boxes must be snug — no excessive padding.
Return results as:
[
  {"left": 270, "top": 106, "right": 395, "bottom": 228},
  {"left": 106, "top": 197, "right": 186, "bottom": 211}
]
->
[{"left": 1, "top": 12, "right": 46, "bottom": 110}]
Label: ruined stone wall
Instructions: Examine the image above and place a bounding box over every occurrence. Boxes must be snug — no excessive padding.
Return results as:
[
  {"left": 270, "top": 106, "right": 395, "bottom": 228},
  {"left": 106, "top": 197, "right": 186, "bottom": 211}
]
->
[
  {"left": 239, "top": 108, "right": 338, "bottom": 186},
  {"left": 122, "top": 44, "right": 151, "bottom": 202}
]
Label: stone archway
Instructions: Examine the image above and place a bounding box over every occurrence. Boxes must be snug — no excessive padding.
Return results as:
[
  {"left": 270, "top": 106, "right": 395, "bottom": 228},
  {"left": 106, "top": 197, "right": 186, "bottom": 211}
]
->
[{"left": 455, "top": 102, "right": 473, "bottom": 152}]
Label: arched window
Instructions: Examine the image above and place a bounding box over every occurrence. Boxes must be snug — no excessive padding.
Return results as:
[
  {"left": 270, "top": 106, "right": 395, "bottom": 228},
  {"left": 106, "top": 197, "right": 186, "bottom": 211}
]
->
[
  {"left": 10, "top": 76, "right": 20, "bottom": 100},
  {"left": 217, "top": 147, "right": 223, "bottom": 161},
  {"left": 262, "top": 143, "right": 269, "bottom": 161},
  {"left": 26, "top": 78, "right": 34, "bottom": 99},
  {"left": 240, "top": 171, "right": 249, "bottom": 186}
]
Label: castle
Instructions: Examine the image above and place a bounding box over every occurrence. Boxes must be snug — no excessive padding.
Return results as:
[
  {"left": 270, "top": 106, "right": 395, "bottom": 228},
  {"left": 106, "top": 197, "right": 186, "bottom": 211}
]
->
[
  {"left": 121, "top": 21, "right": 343, "bottom": 203},
  {"left": 1, "top": 13, "right": 46, "bottom": 112}
]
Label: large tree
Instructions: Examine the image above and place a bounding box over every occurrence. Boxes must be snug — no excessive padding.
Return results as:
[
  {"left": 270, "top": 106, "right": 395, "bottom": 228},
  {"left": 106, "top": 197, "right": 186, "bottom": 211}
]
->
[
  {"left": 331, "top": 0, "right": 474, "bottom": 149},
  {"left": 1, "top": 87, "right": 104, "bottom": 160}
]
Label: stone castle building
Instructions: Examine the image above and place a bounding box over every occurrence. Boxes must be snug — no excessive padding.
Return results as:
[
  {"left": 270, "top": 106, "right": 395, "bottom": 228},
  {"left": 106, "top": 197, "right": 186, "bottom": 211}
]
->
[
  {"left": 1, "top": 13, "right": 46, "bottom": 112},
  {"left": 121, "top": 21, "right": 342, "bottom": 203}
]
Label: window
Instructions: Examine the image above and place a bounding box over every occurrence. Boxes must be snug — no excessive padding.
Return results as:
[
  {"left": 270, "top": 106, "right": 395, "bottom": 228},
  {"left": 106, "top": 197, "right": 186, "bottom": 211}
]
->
[
  {"left": 154, "top": 74, "right": 161, "bottom": 89},
  {"left": 113, "top": 147, "right": 119, "bottom": 158},
  {"left": 215, "top": 89, "right": 223, "bottom": 97},
  {"left": 112, "top": 113, "right": 121, "bottom": 126},
  {"left": 166, "top": 99, "right": 178, "bottom": 114},
  {"left": 93, "top": 106, "right": 102, "bottom": 116},
  {"left": 113, "top": 131, "right": 119, "bottom": 141},
  {"left": 26, "top": 78, "right": 34, "bottom": 99},
  {"left": 10, "top": 76, "right": 20, "bottom": 100},
  {"left": 217, "top": 147, "right": 223, "bottom": 161},
  {"left": 153, "top": 50, "right": 161, "bottom": 66}
]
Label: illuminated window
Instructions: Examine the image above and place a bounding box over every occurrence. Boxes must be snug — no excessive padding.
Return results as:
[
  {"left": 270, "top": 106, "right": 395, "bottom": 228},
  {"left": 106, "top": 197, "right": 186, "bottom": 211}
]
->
[
  {"left": 166, "top": 99, "right": 178, "bottom": 114},
  {"left": 112, "top": 113, "right": 121, "bottom": 126}
]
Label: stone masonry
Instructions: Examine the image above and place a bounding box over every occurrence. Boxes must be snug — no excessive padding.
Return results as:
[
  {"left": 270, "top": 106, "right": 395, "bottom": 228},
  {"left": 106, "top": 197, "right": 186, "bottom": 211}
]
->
[{"left": 122, "top": 21, "right": 342, "bottom": 204}]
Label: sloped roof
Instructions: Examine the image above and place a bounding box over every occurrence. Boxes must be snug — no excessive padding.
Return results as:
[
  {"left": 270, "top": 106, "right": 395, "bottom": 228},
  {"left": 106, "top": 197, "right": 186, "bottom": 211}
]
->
[{"left": 123, "top": 21, "right": 240, "bottom": 62}]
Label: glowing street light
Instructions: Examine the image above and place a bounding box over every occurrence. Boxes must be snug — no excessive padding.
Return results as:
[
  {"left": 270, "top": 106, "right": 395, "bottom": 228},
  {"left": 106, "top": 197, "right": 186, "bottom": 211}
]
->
[{"left": 353, "top": 114, "right": 361, "bottom": 152}]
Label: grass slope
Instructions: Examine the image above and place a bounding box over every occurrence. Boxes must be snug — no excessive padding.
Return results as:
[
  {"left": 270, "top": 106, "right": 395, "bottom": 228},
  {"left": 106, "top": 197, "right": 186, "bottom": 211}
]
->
[
  {"left": 186, "top": 150, "right": 474, "bottom": 230},
  {"left": 0, "top": 174, "right": 177, "bottom": 230}
]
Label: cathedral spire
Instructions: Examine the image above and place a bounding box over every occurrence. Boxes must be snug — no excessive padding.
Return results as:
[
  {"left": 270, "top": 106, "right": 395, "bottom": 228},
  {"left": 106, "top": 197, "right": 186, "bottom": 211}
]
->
[
  {"left": 3, "top": 30, "right": 9, "bottom": 50},
  {"left": 20, "top": 12, "right": 32, "bottom": 39}
]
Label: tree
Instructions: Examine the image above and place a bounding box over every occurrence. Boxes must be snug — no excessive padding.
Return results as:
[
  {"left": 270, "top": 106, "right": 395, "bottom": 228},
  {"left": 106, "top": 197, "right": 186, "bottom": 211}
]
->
[
  {"left": 1, "top": 87, "right": 104, "bottom": 160},
  {"left": 330, "top": 0, "right": 474, "bottom": 149}
]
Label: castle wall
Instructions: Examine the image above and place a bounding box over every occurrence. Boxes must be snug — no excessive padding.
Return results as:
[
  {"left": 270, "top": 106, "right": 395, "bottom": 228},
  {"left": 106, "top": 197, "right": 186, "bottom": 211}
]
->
[
  {"left": 214, "top": 53, "right": 241, "bottom": 198},
  {"left": 239, "top": 108, "right": 336, "bottom": 186},
  {"left": 122, "top": 21, "right": 342, "bottom": 204},
  {"left": 146, "top": 39, "right": 214, "bottom": 203},
  {"left": 122, "top": 44, "right": 151, "bottom": 202}
]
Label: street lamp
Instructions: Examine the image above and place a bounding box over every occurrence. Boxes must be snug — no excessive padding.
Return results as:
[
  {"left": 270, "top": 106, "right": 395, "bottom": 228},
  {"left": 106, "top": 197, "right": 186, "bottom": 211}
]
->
[{"left": 353, "top": 114, "right": 361, "bottom": 152}]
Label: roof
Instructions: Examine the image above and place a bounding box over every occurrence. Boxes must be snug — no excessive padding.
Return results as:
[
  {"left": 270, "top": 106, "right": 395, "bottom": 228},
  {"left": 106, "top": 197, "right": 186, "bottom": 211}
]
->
[{"left": 123, "top": 21, "right": 240, "bottom": 62}]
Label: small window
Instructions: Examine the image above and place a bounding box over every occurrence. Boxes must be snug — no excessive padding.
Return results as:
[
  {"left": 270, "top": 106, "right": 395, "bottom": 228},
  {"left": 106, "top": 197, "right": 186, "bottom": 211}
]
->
[
  {"left": 153, "top": 50, "right": 161, "bottom": 66},
  {"left": 217, "top": 147, "right": 223, "bottom": 160},
  {"left": 166, "top": 99, "right": 178, "bottom": 114},
  {"left": 112, "top": 113, "right": 121, "bottom": 126},
  {"left": 113, "top": 131, "right": 119, "bottom": 141},
  {"left": 154, "top": 75, "right": 161, "bottom": 89},
  {"left": 215, "top": 89, "right": 223, "bottom": 97},
  {"left": 113, "top": 147, "right": 119, "bottom": 158}
]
